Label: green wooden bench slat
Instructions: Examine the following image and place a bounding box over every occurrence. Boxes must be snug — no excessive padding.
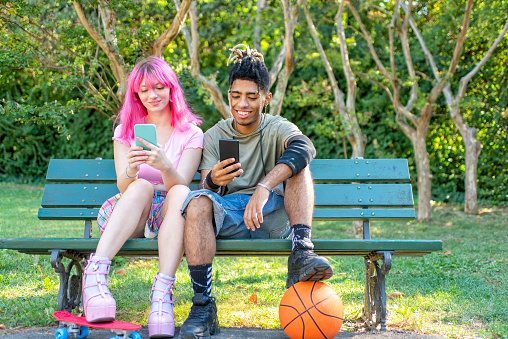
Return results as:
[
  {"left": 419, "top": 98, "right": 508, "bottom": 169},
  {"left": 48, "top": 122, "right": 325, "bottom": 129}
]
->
[
  {"left": 41, "top": 184, "right": 120, "bottom": 208},
  {"left": 46, "top": 159, "right": 201, "bottom": 182},
  {"left": 37, "top": 207, "right": 416, "bottom": 221},
  {"left": 41, "top": 183, "right": 414, "bottom": 208},
  {"left": 314, "top": 184, "right": 414, "bottom": 207},
  {"left": 312, "top": 208, "right": 415, "bottom": 220},
  {"left": 310, "top": 159, "right": 411, "bottom": 182},
  {"left": 0, "top": 238, "right": 443, "bottom": 257},
  {"left": 46, "top": 159, "right": 410, "bottom": 183},
  {"left": 47, "top": 159, "right": 117, "bottom": 182},
  {"left": 38, "top": 208, "right": 101, "bottom": 220}
]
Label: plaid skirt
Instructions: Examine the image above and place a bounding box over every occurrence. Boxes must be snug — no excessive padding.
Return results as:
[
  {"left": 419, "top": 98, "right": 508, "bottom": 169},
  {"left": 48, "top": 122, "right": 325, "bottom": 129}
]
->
[{"left": 97, "top": 190, "right": 167, "bottom": 238}]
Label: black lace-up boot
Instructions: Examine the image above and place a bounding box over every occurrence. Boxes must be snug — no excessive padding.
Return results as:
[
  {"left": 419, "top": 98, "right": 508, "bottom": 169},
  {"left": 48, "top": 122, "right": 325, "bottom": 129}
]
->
[{"left": 179, "top": 293, "right": 220, "bottom": 339}]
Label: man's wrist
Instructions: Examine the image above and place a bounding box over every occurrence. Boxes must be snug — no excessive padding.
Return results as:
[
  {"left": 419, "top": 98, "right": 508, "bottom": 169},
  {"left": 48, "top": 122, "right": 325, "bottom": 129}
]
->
[
  {"left": 257, "top": 182, "right": 271, "bottom": 192},
  {"left": 206, "top": 171, "right": 220, "bottom": 190}
]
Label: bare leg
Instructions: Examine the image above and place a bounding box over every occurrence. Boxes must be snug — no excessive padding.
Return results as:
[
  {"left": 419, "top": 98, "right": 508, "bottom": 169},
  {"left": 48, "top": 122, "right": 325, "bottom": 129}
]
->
[
  {"left": 285, "top": 166, "right": 314, "bottom": 226},
  {"left": 157, "top": 184, "right": 189, "bottom": 276},
  {"left": 95, "top": 179, "right": 153, "bottom": 259},
  {"left": 183, "top": 195, "right": 216, "bottom": 265}
]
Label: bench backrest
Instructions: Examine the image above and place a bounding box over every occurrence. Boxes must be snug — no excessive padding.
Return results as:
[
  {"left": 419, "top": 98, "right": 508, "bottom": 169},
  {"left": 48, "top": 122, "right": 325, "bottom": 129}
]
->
[{"left": 38, "top": 159, "right": 415, "bottom": 238}]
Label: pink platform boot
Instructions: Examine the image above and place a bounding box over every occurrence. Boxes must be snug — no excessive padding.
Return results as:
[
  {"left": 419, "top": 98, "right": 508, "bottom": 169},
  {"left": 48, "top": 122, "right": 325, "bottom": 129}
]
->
[
  {"left": 148, "top": 273, "right": 175, "bottom": 338},
  {"left": 82, "top": 253, "right": 116, "bottom": 323}
]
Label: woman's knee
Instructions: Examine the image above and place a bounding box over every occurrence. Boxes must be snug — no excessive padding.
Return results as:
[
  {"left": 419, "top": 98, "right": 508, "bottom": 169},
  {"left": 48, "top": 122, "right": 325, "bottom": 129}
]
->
[
  {"left": 124, "top": 179, "right": 154, "bottom": 199},
  {"left": 167, "top": 184, "right": 190, "bottom": 200}
]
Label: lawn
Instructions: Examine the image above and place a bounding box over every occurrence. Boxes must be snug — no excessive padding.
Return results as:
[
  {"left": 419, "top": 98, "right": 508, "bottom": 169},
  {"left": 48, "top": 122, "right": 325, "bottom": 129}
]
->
[{"left": 0, "top": 184, "right": 507, "bottom": 338}]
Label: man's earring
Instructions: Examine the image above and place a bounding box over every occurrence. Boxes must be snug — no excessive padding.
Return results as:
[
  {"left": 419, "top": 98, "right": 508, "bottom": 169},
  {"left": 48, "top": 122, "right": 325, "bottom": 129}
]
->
[{"left": 264, "top": 103, "right": 268, "bottom": 114}]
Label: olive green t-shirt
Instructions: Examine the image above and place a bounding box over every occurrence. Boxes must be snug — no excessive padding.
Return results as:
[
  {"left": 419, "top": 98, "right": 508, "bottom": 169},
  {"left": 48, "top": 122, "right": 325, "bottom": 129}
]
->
[{"left": 199, "top": 114, "right": 301, "bottom": 195}]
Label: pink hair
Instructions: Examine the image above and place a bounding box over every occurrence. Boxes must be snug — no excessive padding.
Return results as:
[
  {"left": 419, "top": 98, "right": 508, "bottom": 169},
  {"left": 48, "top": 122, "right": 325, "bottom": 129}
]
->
[{"left": 115, "top": 56, "right": 201, "bottom": 140}]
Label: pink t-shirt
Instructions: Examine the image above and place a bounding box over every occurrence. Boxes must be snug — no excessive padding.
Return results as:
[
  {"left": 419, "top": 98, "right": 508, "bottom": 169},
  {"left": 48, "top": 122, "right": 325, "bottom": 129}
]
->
[{"left": 113, "top": 124, "right": 204, "bottom": 185}]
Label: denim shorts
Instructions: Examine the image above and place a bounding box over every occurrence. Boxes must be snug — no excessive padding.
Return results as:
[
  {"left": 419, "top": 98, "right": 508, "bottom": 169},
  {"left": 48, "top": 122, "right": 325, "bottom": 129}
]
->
[{"left": 181, "top": 187, "right": 291, "bottom": 240}]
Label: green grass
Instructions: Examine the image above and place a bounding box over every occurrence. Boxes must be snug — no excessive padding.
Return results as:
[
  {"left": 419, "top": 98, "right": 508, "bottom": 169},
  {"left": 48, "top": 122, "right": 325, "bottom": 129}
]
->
[{"left": 0, "top": 184, "right": 507, "bottom": 338}]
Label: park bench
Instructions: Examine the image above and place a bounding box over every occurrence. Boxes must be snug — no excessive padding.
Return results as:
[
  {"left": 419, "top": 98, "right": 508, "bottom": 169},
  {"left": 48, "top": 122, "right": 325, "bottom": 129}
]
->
[{"left": 0, "top": 158, "right": 442, "bottom": 330}]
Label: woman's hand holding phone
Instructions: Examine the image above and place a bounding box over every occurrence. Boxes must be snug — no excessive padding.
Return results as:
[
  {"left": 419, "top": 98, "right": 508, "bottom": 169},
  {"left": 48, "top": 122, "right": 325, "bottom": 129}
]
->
[{"left": 134, "top": 137, "right": 172, "bottom": 173}]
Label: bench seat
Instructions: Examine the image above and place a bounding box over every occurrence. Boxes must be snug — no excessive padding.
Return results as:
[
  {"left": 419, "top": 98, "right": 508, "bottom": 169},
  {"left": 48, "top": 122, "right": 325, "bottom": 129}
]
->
[{"left": 0, "top": 238, "right": 442, "bottom": 257}]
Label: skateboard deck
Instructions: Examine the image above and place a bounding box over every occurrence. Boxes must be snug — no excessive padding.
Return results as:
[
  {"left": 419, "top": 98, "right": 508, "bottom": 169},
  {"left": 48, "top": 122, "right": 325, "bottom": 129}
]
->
[{"left": 53, "top": 311, "right": 141, "bottom": 338}]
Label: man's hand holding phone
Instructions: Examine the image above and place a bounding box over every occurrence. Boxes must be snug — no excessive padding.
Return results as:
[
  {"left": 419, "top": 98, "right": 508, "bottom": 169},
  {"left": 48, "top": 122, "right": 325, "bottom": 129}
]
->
[{"left": 209, "top": 158, "right": 242, "bottom": 187}]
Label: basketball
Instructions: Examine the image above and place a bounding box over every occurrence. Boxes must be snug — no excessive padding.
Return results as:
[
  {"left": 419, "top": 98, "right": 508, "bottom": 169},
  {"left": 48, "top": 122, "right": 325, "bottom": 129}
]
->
[{"left": 279, "top": 281, "right": 344, "bottom": 339}]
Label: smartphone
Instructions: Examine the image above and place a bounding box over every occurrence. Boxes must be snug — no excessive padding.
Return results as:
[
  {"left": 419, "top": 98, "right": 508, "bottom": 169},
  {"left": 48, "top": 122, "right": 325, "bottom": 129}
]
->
[
  {"left": 219, "top": 139, "right": 239, "bottom": 168},
  {"left": 134, "top": 124, "right": 157, "bottom": 151}
]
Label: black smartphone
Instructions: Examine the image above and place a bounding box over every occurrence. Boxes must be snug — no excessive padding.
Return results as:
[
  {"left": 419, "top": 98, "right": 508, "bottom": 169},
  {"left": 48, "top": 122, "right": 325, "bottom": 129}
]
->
[{"left": 219, "top": 139, "right": 239, "bottom": 168}]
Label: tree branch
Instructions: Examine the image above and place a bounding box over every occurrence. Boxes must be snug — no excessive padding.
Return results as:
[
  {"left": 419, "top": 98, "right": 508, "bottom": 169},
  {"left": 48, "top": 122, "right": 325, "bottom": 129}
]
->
[
  {"left": 347, "top": 3, "right": 391, "bottom": 80},
  {"left": 457, "top": 17, "right": 508, "bottom": 99},
  {"left": 270, "top": 0, "right": 303, "bottom": 116},
  {"left": 73, "top": 1, "right": 126, "bottom": 98},
  {"left": 151, "top": 0, "right": 192, "bottom": 57},
  {"left": 446, "top": 0, "right": 474, "bottom": 77},
  {"left": 183, "top": 0, "right": 229, "bottom": 118}
]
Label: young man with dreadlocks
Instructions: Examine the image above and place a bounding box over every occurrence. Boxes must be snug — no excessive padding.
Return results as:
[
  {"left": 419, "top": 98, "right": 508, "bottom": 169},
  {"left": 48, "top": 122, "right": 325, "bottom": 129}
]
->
[{"left": 178, "top": 44, "right": 333, "bottom": 339}]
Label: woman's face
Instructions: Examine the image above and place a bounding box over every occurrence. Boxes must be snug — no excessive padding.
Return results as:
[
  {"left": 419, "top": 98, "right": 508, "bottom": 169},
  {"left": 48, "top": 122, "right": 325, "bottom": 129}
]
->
[{"left": 137, "top": 78, "right": 171, "bottom": 113}]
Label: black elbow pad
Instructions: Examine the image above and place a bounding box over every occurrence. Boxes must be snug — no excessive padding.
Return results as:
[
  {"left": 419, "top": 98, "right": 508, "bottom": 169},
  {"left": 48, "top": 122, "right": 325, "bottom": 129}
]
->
[{"left": 276, "top": 134, "right": 316, "bottom": 177}]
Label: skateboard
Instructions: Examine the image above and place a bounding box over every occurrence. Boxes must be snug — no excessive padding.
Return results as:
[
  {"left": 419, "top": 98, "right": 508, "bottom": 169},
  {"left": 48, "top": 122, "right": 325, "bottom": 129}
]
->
[{"left": 53, "top": 311, "right": 142, "bottom": 339}]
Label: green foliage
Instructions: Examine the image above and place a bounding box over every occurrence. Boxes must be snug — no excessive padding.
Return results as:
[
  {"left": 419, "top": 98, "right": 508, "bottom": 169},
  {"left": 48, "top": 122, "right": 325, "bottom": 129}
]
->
[{"left": 0, "top": 0, "right": 507, "bottom": 205}]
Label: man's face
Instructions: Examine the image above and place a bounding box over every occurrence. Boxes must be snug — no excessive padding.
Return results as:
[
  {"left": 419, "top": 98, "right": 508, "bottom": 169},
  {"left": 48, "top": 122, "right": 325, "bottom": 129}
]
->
[{"left": 228, "top": 79, "right": 271, "bottom": 135}]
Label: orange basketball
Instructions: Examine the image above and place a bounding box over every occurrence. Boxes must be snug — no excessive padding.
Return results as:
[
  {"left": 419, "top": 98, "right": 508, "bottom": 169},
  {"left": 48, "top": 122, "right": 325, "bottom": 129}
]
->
[{"left": 279, "top": 281, "right": 344, "bottom": 339}]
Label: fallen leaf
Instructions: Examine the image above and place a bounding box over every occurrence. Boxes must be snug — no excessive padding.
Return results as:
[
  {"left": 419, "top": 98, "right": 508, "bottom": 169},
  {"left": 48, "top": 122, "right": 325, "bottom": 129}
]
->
[
  {"left": 338, "top": 272, "right": 347, "bottom": 276},
  {"left": 0, "top": 309, "right": 4, "bottom": 313},
  {"left": 486, "top": 278, "right": 499, "bottom": 285},
  {"left": 116, "top": 269, "right": 127, "bottom": 276},
  {"left": 414, "top": 271, "right": 418, "bottom": 274},
  {"left": 438, "top": 250, "right": 452, "bottom": 255},
  {"left": 254, "top": 289, "right": 260, "bottom": 292},
  {"left": 388, "top": 292, "right": 405, "bottom": 298},
  {"left": 0, "top": 324, "right": 5, "bottom": 329},
  {"left": 236, "top": 286, "right": 247, "bottom": 290},
  {"left": 37, "top": 265, "right": 47, "bottom": 278},
  {"left": 249, "top": 294, "right": 258, "bottom": 304}
]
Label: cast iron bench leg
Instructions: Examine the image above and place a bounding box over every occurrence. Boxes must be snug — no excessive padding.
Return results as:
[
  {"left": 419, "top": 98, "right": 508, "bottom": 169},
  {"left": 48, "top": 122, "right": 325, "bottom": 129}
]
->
[
  {"left": 363, "top": 251, "right": 393, "bottom": 331},
  {"left": 51, "top": 250, "right": 86, "bottom": 313}
]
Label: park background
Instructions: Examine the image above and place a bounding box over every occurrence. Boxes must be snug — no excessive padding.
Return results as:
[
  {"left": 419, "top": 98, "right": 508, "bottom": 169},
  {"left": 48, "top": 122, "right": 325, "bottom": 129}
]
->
[{"left": 0, "top": 0, "right": 507, "bottom": 338}]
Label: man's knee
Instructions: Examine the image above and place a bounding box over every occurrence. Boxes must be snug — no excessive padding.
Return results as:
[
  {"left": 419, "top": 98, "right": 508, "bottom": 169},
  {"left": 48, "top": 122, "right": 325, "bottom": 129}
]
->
[{"left": 186, "top": 195, "right": 213, "bottom": 220}]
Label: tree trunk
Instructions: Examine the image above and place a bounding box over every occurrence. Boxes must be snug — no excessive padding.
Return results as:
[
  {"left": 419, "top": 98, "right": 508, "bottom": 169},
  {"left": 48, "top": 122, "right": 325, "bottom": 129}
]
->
[
  {"left": 413, "top": 128, "right": 433, "bottom": 222},
  {"left": 463, "top": 126, "right": 482, "bottom": 214}
]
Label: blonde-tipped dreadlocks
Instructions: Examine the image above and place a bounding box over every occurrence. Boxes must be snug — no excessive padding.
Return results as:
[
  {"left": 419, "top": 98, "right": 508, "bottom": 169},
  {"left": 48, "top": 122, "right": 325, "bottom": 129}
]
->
[
  {"left": 227, "top": 44, "right": 264, "bottom": 66},
  {"left": 227, "top": 44, "right": 270, "bottom": 93}
]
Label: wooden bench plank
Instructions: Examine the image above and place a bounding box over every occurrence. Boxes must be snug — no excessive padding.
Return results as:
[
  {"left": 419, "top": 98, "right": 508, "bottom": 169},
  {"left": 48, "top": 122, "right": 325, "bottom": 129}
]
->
[
  {"left": 41, "top": 183, "right": 414, "bottom": 208},
  {"left": 38, "top": 207, "right": 415, "bottom": 221},
  {"left": 310, "top": 159, "right": 411, "bottom": 182},
  {"left": 41, "top": 184, "right": 120, "bottom": 208},
  {"left": 46, "top": 159, "right": 411, "bottom": 183},
  {"left": 314, "top": 183, "right": 414, "bottom": 207},
  {"left": 0, "top": 238, "right": 442, "bottom": 257},
  {"left": 46, "top": 159, "right": 201, "bottom": 182}
]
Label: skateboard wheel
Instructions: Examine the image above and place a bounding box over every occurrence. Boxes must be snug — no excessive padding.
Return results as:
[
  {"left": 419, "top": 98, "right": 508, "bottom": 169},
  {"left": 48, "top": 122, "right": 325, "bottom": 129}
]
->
[
  {"left": 76, "top": 325, "right": 89, "bottom": 339},
  {"left": 129, "top": 332, "right": 142, "bottom": 339},
  {"left": 55, "top": 328, "right": 68, "bottom": 339}
]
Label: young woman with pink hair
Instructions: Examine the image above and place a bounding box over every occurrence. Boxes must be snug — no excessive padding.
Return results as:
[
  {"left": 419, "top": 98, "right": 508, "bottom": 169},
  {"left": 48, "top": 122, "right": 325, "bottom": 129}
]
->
[{"left": 83, "top": 56, "right": 203, "bottom": 338}]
